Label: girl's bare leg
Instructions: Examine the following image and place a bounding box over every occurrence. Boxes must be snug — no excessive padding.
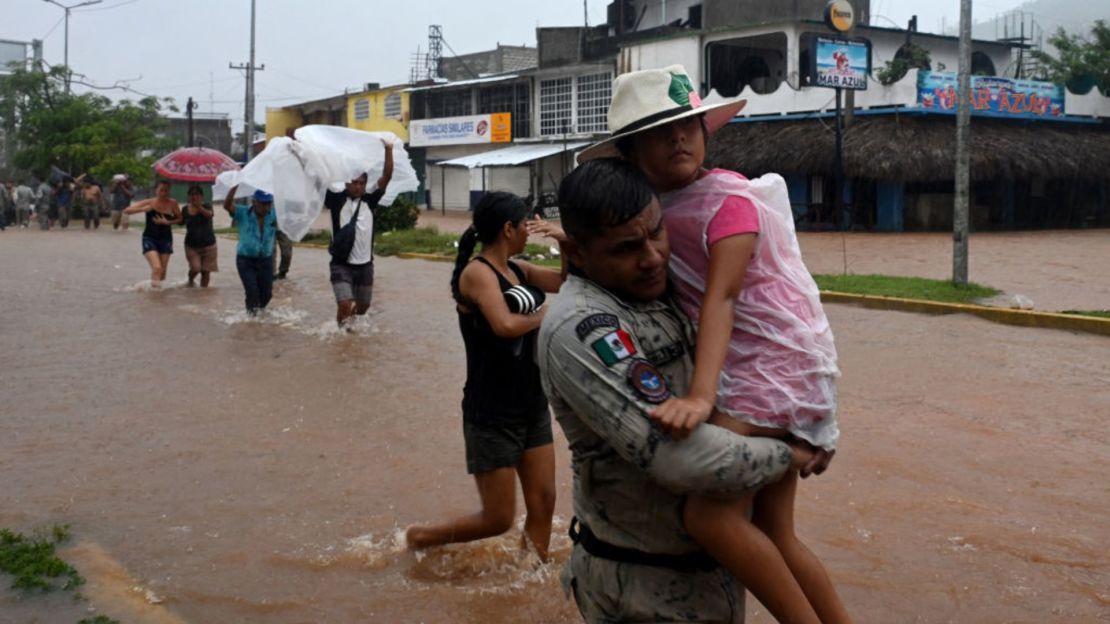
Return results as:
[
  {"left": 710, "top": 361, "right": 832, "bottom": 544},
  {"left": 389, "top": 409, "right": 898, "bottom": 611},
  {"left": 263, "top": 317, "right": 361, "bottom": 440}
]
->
[
  {"left": 753, "top": 470, "right": 852, "bottom": 624},
  {"left": 142, "top": 251, "right": 162, "bottom": 283},
  {"left": 406, "top": 467, "right": 517, "bottom": 548},
  {"left": 200, "top": 271, "right": 211, "bottom": 288},
  {"left": 515, "top": 443, "right": 556, "bottom": 560},
  {"left": 158, "top": 253, "right": 171, "bottom": 282},
  {"left": 685, "top": 495, "right": 820, "bottom": 624}
]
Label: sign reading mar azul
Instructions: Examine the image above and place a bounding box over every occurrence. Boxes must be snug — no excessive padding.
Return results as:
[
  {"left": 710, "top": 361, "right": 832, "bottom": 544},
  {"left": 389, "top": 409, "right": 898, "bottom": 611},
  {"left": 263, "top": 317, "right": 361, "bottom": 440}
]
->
[
  {"left": 917, "top": 71, "right": 1065, "bottom": 119},
  {"left": 801, "top": 34, "right": 871, "bottom": 91},
  {"left": 410, "top": 113, "right": 512, "bottom": 147}
]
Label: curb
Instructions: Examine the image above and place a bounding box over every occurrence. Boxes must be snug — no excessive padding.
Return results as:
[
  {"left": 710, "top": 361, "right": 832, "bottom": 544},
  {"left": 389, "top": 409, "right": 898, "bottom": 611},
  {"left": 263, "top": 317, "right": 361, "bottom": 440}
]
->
[
  {"left": 820, "top": 291, "right": 1110, "bottom": 337},
  {"left": 385, "top": 251, "right": 1110, "bottom": 337},
  {"left": 395, "top": 252, "right": 454, "bottom": 263}
]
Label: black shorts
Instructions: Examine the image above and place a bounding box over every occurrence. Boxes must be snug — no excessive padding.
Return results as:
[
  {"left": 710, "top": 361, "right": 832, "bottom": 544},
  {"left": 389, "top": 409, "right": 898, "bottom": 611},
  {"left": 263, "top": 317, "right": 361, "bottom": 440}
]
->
[
  {"left": 330, "top": 261, "right": 374, "bottom": 305},
  {"left": 463, "top": 409, "right": 553, "bottom": 475}
]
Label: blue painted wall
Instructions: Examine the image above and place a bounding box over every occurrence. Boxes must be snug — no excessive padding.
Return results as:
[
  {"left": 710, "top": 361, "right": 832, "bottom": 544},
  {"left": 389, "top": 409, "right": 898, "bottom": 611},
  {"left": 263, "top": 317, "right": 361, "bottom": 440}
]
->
[{"left": 876, "top": 182, "right": 905, "bottom": 231}]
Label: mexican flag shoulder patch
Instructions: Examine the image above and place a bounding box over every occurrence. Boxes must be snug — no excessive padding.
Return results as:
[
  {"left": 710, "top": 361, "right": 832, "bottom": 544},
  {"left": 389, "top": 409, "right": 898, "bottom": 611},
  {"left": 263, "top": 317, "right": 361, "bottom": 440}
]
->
[{"left": 591, "top": 329, "right": 637, "bottom": 366}]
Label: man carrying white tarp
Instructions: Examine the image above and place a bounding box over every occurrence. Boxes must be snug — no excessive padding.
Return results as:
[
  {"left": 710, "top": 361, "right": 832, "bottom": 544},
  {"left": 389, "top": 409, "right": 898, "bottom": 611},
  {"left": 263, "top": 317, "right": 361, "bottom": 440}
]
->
[
  {"left": 214, "top": 126, "right": 420, "bottom": 324},
  {"left": 323, "top": 136, "right": 393, "bottom": 326}
]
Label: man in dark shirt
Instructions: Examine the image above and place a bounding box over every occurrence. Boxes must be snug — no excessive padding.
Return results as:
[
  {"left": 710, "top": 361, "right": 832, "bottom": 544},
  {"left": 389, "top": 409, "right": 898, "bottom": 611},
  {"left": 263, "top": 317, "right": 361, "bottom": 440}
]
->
[
  {"left": 110, "top": 176, "right": 134, "bottom": 230},
  {"left": 323, "top": 137, "right": 394, "bottom": 326}
]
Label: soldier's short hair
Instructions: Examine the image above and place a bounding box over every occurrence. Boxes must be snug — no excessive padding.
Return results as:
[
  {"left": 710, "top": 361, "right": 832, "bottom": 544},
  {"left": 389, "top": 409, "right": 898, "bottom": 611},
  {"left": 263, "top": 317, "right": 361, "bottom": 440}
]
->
[{"left": 558, "top": 158, "right": 655, "bottom": 246}]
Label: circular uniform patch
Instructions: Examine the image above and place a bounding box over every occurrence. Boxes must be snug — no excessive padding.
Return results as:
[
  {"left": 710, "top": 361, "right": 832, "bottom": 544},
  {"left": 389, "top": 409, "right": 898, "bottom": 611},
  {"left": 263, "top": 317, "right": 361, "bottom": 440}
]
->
[{"left": 626, "top": 359, "right": 671, "bottom": 404}]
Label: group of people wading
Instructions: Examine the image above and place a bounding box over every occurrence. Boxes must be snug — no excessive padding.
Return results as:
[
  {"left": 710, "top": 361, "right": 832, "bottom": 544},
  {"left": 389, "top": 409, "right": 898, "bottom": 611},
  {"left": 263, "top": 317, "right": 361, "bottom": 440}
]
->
[
  {"left": 407, "top": 66, "right": 849, "bottom": 624},
  {"left": 115, "top": 136, "right": 395, "bottom": 320}
]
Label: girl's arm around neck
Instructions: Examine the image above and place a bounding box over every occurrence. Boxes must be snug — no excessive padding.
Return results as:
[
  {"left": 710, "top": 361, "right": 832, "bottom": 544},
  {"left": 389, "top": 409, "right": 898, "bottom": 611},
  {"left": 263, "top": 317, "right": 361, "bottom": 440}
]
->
[{"left": 689, "top": 232, "right": 757, "bottom": 402}]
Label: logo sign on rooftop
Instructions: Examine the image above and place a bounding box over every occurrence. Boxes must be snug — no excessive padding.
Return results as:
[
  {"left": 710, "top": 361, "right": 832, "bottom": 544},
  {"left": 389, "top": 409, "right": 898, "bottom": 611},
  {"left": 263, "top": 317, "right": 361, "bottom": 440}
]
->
[{"left": 825, "top": 0, "right": 855, "bottom": 33}]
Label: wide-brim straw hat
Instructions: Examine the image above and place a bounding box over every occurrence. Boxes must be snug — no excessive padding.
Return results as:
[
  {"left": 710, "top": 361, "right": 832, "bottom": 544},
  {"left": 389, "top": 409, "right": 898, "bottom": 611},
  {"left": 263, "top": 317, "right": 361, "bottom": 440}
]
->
[{"left": 577, "top": 64, "right": 746, "bottom": 164}]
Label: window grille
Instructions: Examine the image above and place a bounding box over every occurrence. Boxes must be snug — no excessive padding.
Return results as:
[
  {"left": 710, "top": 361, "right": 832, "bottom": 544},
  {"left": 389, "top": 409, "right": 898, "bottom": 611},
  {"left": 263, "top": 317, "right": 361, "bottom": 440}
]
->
[
  {"left": 539, "top": 77, "right": 573, "bottom": 136},
  {"left": 353, "top": 98, "right": 370, "bottom": 121},
  {"left": 576, "top": 72, "right": 612, "bottom": 133},
  {"left": 384, "top": 93, "right": 402, "bottom": 120}
]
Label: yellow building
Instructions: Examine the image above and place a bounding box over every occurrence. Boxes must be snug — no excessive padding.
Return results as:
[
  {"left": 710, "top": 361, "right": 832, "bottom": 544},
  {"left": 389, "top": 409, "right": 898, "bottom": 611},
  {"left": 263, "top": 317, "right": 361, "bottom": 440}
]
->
[
  {"left": 345, "top": 87, "right": 410, "bottom": 143},
  {"left": 264, "top": 107, "right": 304, "bottom": 141},
  {"left": 264, "top": 87, "right": 410, "bottom": 144}
]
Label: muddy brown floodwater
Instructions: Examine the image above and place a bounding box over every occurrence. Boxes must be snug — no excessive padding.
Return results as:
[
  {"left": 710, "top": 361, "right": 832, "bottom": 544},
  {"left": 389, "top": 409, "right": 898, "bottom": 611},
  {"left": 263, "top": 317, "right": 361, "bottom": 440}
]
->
[{"left": 1, "top": 227, "right": 1108, "bottom": 623}]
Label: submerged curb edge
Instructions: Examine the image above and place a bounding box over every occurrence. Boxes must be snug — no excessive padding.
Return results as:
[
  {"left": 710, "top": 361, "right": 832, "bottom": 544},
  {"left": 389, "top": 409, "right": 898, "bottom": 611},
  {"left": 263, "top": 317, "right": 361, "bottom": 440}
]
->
[
  {"left": 386, "top": 254, "right": 1110, "bottom": 337},
  {"left": 820, "top": 291, "right": 1110, "bottom": 337}
]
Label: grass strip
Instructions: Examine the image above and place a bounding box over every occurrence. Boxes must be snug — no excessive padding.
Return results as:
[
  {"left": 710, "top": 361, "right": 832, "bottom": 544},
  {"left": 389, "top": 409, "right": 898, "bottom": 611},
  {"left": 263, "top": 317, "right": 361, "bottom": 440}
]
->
[
  {"left": 813, "top": 274, "right": 1000, "bottom": 304},
  {"left": 375, "top": 226, "right": 559, "bottom": 264},
  {"left": 0, "top": 525, "right": 84, "bottom": 592}
]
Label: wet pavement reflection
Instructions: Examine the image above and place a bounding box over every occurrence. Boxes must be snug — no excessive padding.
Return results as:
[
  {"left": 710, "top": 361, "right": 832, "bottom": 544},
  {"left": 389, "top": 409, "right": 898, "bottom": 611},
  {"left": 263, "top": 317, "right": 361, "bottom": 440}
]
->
[{"left": 1, "top": 227, "right": 1107, "bottom": 623}]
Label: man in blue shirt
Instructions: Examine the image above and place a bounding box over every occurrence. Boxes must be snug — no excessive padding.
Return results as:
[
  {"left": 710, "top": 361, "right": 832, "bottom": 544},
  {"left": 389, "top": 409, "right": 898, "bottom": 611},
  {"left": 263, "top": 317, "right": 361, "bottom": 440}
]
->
[{"left": 222, "top": 187, "right": 278, "bottom": 314}]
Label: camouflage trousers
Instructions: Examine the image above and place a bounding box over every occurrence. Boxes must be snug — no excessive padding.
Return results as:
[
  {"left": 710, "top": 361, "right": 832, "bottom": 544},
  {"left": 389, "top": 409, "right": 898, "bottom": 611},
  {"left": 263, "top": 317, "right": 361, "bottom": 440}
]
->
[{"left": 562, "top": 544, "right": 744, "bottom": 623}]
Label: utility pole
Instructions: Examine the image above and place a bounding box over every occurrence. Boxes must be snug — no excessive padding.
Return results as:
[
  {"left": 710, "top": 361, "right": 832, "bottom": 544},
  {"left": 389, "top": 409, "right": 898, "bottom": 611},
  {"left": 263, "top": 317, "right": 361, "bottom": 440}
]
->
[
  {"left": 953, "top": 0, "right": 972, "bottom": 285},
  {"left": 186, "top": 97, "right": 196, "bottom": 147},
  {"left": 42, "top": 0, "right": 103, "bottom": 93},
  {"left": 229, "top": 0, "right": 263, "bottom": 161}
]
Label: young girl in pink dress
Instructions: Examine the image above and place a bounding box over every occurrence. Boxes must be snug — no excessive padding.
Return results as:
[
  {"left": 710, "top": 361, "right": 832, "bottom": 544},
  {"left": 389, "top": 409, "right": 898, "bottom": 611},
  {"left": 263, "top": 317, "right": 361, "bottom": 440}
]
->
[{"left": 580, "top": 65, "right": 849, "bottom": 624}]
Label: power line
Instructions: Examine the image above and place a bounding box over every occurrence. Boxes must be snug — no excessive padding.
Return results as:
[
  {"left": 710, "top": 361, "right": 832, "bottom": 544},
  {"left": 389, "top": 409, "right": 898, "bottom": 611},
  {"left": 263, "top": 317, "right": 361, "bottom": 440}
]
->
[
  {"left": 41, "top": 16, "right": 66, "bottom": 39},
  {"left": 73, "top": 0, "right": 141, "bottom": 12},
  {"left": 268, "top": 67, "right": 340, "bottom": 93}
]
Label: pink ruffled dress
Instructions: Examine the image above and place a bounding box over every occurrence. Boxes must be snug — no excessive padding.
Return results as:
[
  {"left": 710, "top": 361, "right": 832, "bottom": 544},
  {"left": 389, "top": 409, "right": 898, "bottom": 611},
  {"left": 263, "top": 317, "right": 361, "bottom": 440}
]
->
[{"left": 661, "top": 169, "right": 840, "bottom": 450}]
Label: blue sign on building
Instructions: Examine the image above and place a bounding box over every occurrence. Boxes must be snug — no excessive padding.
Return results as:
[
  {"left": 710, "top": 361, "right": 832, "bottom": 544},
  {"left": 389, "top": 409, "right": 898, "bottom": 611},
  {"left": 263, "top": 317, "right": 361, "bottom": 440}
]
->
[{"left": 918, "top": 71, "right": 1066, "bottom": 119}]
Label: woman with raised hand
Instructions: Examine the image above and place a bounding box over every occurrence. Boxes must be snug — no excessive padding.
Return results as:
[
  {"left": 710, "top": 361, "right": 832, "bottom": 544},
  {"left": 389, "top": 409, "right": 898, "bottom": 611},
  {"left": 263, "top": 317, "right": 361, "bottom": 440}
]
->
[{"left": 123, "top": 179, "right": 182, "bottom": 284}]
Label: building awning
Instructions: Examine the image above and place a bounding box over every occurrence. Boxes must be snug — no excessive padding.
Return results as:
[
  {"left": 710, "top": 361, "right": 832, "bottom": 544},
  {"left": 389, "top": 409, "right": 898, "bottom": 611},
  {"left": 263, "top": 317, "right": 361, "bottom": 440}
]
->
[
  {"left": 437, "top": 142, "right": 591, "bottom": 168},
  {"left": 406, "top": 74, "right": 524, "bottom": 92}
]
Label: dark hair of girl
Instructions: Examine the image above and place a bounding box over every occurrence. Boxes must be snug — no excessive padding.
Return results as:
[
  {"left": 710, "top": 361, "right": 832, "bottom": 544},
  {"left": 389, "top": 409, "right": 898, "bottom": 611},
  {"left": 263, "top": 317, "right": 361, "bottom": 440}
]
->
[
  {"left": 557, "top": 158, "right": 655, "bottom": 246},
  {"left": 450, "top": 191, "right": 532, "bottom": 305}
]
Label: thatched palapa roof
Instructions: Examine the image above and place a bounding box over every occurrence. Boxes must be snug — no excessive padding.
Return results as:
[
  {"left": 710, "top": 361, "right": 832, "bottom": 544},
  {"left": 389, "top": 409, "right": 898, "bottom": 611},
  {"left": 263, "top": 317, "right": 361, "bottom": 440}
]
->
[{"left": 708, "top": 114, "right": 1110, "bottom": 183}]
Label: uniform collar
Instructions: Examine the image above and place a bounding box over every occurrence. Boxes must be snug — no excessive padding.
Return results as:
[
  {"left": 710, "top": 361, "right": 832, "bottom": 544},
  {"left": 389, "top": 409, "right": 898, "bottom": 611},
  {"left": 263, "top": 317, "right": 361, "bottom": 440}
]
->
[{"left": 567, "top": 275, "right": 675, "bottom": 312}]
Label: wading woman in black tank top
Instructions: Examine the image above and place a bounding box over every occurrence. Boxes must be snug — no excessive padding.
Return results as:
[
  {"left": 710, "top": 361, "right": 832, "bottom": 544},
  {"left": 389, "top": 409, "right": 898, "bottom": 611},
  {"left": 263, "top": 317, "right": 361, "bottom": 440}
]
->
[{"left": 406, "top": 192, "right": 567, "bottom": 560}]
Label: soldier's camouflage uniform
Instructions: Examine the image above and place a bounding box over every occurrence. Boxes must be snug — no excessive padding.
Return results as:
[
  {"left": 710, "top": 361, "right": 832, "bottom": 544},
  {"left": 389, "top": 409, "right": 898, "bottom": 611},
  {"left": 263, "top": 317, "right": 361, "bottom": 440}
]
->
[{"left": 539, "top": 275, "right": 793, "bottom": 623}]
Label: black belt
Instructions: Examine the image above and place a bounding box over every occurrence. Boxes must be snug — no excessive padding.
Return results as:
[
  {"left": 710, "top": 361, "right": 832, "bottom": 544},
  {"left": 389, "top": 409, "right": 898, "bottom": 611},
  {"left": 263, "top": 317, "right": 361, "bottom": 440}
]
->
[{"left": 569, "top": 517, "right": 718, "bottom": 572}]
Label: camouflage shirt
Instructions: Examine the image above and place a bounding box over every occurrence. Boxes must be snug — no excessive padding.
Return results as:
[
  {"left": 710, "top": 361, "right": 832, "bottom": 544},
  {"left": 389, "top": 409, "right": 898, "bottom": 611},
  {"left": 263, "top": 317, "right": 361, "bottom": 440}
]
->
[{"left": 539, "top": 275, "right": 793, "bottom": 622}]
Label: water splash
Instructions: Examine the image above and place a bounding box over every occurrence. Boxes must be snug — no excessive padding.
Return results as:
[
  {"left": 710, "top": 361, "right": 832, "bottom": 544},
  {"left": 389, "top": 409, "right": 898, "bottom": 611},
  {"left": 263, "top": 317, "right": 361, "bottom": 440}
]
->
[
  {"left": 276, "top": 517, "right": 573, "bottom": 597},
  {"left": 115, "top": 279, "right": 190, "bottom": 292},
  {"left": 217, "top": 305, "right": 310, "bottom": 328}
]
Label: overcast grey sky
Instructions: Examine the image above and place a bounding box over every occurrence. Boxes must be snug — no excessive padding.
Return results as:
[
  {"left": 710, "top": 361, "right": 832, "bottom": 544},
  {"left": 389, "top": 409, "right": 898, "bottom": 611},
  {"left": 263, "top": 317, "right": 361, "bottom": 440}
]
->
[{"left": 0, "top": 0, "right": 1058, "bottom": 129}]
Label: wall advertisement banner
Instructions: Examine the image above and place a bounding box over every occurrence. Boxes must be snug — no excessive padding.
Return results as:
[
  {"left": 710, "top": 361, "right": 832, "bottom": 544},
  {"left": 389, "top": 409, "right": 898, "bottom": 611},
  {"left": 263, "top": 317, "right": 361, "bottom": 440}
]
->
[
  {"left": 410, "top": 113, "right": 512, "bottom": 147},
  {"left": 917, "top": 71, "right": 1065, "bottom": 118}
]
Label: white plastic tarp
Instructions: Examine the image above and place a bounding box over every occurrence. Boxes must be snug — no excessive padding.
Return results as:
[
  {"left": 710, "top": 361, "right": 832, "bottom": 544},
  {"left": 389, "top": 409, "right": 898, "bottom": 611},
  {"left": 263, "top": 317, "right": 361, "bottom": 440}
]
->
[{"left": 213, "top": 126, "right": 420, "bottom": 241}]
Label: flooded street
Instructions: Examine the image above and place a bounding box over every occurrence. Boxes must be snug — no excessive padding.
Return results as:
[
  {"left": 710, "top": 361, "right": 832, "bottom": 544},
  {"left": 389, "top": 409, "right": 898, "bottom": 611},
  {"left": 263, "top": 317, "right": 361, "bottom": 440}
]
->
[{"left": 2, "top": 227, "right": 1108, "bottom": 623}]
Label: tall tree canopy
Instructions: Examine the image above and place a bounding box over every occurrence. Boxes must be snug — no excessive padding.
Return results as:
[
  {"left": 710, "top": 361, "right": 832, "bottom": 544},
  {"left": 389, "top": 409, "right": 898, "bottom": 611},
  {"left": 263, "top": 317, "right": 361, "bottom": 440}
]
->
[
  {"left": 0, "top": 66, "right": 176, "bottom": 184},
  {"left": 1032, "top": 20, "right": 1110, "bottom": 94}
]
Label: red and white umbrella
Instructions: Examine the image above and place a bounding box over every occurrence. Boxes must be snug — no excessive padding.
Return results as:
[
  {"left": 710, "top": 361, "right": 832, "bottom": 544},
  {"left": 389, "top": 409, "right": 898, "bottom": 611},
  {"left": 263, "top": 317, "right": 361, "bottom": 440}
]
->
[{"left": 152, "top": 147, "right": 239, "bottom": 183}]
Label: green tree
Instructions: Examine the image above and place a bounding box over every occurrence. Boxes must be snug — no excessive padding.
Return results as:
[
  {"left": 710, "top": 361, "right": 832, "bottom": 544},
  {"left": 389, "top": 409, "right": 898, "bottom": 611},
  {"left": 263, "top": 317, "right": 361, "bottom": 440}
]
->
[
  {"left": 877, "top": 43, "right": 932, "bottom": 85},
  {"left": 0, "top": 66, "right": 176, "bottom": 184},
  {"left": 1032, "top": 20, "right": 1110, "bottom": 93}
]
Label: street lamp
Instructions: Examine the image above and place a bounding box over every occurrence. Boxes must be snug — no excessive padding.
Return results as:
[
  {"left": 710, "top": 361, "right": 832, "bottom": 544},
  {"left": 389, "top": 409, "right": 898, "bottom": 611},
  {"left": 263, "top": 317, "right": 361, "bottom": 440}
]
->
[{"left": 41, "top": 0, "right": 103, "bottom": 93}]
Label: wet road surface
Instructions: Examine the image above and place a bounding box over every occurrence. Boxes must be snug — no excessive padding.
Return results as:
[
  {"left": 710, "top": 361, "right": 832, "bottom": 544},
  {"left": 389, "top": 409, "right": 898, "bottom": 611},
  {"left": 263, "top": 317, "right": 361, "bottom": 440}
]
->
[{"left": 0, "top": 226, "right": 1107, "bottom": 623}]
